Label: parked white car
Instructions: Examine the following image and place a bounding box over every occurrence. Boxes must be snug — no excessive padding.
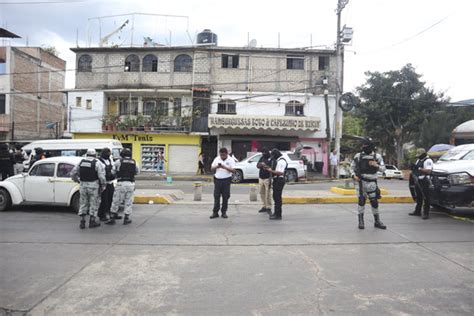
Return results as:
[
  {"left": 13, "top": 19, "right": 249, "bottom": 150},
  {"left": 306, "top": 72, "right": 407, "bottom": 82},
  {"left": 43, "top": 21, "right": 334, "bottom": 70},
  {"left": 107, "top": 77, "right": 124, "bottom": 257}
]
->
[
  {"left": 232, "top": 152, "right": 305, "bottom": 183},
  {"left": 380, "top": 165, "right": 404, "bottom": 180},
  {"left": 0, "top": 157, "right": 82, "bottom": 212}
]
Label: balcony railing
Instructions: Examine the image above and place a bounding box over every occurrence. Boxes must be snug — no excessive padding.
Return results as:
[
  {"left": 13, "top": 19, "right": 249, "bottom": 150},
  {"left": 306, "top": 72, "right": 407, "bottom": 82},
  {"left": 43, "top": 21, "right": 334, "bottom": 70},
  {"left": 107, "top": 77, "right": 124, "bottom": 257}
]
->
[{"left": 102, "top": 115, "right": 191, "bottom": 133}]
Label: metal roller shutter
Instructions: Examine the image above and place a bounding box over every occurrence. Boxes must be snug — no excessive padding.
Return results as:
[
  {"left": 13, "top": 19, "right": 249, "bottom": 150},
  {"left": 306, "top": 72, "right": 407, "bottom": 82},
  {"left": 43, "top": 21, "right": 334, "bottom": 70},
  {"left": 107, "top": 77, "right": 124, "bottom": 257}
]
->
[{"left": 168, "top": 145, "right": 200, "bottom": 174}]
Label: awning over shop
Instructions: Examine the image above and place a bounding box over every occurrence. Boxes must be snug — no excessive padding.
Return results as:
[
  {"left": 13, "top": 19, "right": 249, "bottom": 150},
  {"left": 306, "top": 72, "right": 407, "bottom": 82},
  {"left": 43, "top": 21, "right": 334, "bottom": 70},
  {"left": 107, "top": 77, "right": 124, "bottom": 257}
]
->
[{"left": 208, "top": 114, "right": 320, "bottom": 131}]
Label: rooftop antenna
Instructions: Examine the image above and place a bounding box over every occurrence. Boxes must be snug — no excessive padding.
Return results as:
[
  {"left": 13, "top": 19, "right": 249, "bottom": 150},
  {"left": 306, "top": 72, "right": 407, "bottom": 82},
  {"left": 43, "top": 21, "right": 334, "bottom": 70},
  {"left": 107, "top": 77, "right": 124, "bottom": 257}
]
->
[{"left": 99, "top": 19, "right": 129, "bottom": 47}]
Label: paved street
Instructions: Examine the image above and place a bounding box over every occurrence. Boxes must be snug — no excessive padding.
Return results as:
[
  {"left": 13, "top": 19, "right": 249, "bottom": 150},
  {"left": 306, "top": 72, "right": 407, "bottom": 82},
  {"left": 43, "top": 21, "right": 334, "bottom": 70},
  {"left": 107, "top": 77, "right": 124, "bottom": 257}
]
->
[{"left": 1, "top": 203, "right": 473, "bottom": 315}]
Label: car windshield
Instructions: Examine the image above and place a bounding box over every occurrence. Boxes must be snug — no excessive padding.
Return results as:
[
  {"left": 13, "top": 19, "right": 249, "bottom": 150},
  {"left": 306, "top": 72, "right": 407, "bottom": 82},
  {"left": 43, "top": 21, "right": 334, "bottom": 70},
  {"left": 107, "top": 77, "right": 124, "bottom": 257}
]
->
[
  {"left": 439, "top": 149, "right": 473, "bottom": 161},
  {"left": 286, "top": 153, "right": 301, "bottom": 161},
  {"left": 385, "top": 165, "right": 396, "bottom": 170}
]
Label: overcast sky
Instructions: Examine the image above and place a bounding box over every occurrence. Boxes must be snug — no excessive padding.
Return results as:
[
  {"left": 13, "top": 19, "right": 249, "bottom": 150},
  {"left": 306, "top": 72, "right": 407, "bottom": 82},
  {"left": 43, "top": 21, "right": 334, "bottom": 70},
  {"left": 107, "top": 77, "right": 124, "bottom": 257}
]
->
[{"left": 1, "top": 0, "right": 472, "bottom": 101}]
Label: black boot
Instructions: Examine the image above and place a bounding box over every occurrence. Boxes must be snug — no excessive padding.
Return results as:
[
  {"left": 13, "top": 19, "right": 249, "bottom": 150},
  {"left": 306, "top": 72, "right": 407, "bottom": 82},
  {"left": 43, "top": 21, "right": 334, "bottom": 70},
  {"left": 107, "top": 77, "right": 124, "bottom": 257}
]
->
[
  {"left": 409, "top": 210, "right": 421, "bottom": 216},
  {"left": 105, "top": 213, "right": 117, "bottom": 225},
  {"left": 111, "top": 213, "right": 123, "bottom": 220},
  {"left": 89, "top": 216, "right": 101, "bottom": 228},
  {"left": 209, "top": 213, "right": 219, "bottom": 219},
  {"left": 374, "top": 214, "right": 387, "bottom": 229},
  {"left": 358, "top": 214, "right": 365, "bottom": 229},
  {"left": 422, "top": 209, "right": 430, "bottom": 220},
  {"left": 258, "top": 207, "right": 268, "bottom": 213},
  {"left": 221, "top": 213, "right": 228, "bottom": 218},
  {"left": 123, "top": 215, "right": 132, "bottom": 225},
  {"left": 79, "top": 215, "right": 86, "bottom": 229}
]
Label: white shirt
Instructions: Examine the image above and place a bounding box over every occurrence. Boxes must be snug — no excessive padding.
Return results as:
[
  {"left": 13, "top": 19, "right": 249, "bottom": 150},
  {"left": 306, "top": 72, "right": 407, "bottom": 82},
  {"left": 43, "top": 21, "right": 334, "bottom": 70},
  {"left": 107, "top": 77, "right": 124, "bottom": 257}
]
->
[
  {"left": 329, "top": 153, "right": 338, "bottom": 166},
  {"left": 416, "top": 157, "right": 433, "bottom": 179},
  {"left": 275, "top": 158, "right": 288, "bottom": 177},
  {"left": 211, "top": 156, "right": 236, "bottom": 179}
]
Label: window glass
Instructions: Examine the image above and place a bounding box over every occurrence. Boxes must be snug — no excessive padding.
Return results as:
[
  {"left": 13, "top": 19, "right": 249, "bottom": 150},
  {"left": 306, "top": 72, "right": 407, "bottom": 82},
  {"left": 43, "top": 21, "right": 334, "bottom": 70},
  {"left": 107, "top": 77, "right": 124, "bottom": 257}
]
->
[
  {"left": 143, "top": 54, "right": 158, "bottom": 72},
  {"left": 78, "top": 54, "right": 92, "bottom": 72},
  {"left": 57, "top": 163, "right": 75, "bottom": 178},
  {"left": 249, "top": 154, "right": 262, "bottom": 163},
  {"left": 29, "top": 163, "right": 55, "bottom": 177},
  {"left": 125, "top": 54, "right": 140, "bottom": 72},
  {"left": 287, "top": 55, "right": 304, "bottom": 70},
  {"left": 174, "top": 54, "right": 192, "bottom": 72},
  {"left": 461, "top": 150, "right": 474, "bottom": 160},
  {"left": 385, "top": 165, "right": 396, "bottom": 170}
]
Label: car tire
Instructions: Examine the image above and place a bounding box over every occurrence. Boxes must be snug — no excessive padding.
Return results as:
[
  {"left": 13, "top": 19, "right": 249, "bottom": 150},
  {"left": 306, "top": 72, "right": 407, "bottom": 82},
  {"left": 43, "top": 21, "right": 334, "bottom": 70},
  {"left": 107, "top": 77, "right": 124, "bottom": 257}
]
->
[
  {"left": 0, "top": 188, "right": 12, "bottom": 212},
  {"left": 71, "top": 192, "right": 80, "bottom": 213},
  {"left": 232, "top": 170, "right": 243, "bottom": 184},
  {"left": 285, "top": 169, "right": 298, "bottom": 183}
]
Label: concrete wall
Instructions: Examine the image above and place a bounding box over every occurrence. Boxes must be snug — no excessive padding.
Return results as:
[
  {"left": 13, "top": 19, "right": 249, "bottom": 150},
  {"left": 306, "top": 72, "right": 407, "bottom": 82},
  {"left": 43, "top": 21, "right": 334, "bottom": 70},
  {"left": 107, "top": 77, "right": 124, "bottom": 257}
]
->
[{"left": 68, "top": 91, "right": 105, "bottom": 133}]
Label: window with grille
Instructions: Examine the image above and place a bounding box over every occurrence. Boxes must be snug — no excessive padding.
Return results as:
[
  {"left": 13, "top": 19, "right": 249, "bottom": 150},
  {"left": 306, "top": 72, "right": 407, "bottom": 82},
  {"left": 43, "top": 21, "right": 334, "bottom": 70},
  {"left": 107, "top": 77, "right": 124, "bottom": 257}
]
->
[
  {"left": 143, "top": 54, "right": 158, "bottom": 72},
  {"left": 222, "top": 54, "right": 239, "bottom": 68},
  {"left": 119, "top": 97, "right": 139, "bottom": 115},
  {"left": 217, "top": 100, "right": 236, "bottom": 114},
  {"left": 0, "top": 94, "right": 5, "bottom": 114},
  {"left": 174, "top": 54, "right": 192, "bottom": 72},
  {"left": 319, "top": 56, "right": 329, "bottom": 71},
  {"left": 78, "top": 54, "right": 92, "bottom": 72},
  {"left": 86, "top": 99, "right": 92, "bottom": 109},
  {"left": 143, "top": 100, "right": 156, "bottom": 116},
  {"left": 173, "top": 98, "right": 182, "bottom": 117},
  {"left": 286, "top": 55, "right": 304, "bottom": 70},
  {"left": 157, "top": 99, "right": 169, "bottom": 116},
  {"left": 285, "top": 100, "right": 304, "bottom": 116},
  {"left": 124, "top": 55, "right": 140, "bottom": 72},
  {"left": 76, "top": 97, "right": 82, "bottom": 107}
]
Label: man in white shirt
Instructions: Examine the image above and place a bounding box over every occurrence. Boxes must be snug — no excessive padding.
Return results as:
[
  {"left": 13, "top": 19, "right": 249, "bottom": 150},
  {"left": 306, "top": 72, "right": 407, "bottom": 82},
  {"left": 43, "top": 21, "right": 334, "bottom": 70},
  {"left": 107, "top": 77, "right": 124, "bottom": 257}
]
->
[
  {"left": 210, "top": 148, "right": 236, "bottom": 219},
  {"left": 329, "top": 149, "right": 338, "bottom": 179},
  {"left": 409, "top": 148, "right": 434, "bottom": 219},
  {"left": 264, "top": 148, "right": 287, "bottom": 220}
]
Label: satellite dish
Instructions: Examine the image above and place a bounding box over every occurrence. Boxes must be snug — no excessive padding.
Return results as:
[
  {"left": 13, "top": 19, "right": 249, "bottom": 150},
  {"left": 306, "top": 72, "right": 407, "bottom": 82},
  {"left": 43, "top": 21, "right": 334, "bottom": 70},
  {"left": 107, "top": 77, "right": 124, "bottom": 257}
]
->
[{"left": 248, "top": 39, "right": 257, "bottom": 47}]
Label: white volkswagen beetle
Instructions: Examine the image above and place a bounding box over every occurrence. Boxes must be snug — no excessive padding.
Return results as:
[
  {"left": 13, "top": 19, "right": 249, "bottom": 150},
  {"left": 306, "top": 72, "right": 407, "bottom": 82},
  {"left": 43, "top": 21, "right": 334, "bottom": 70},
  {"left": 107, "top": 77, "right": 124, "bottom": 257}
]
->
[{"left": 0, "top": 156, "right": 82, "bottom": 212}]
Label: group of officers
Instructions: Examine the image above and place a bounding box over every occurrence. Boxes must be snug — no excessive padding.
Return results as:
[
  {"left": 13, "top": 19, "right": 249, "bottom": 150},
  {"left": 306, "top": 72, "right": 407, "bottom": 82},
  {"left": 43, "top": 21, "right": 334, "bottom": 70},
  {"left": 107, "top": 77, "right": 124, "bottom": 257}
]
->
[
  {"left": 70, "top": 139, "right": 433, "bottom": 230},
  {"left": 71, "top": 147, "right": 138, "bottom": 229},
  {"left": 210, "top": 139, "right": 434, "bottom": 229}
]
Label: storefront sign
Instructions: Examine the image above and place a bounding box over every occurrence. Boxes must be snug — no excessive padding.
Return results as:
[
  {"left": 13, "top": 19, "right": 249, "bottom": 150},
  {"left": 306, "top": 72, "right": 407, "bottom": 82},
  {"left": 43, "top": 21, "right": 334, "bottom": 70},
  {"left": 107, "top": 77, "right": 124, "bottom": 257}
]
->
[
  {"left": 208, "top": 114, "right": 320, "bottom": 131},
  {"left": 112, "top": 134, "right": 155, "bottom": 142}
]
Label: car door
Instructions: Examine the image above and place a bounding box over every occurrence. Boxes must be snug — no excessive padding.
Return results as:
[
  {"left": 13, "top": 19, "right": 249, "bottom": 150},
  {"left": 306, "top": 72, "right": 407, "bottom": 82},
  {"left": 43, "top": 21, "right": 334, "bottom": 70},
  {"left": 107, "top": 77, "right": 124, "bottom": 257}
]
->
[
  {"left": 244, "top": 154, "right": 262, "bottom": 179},
  {"left": 24, "top": 162, "right": 55, "bottom": 203},
  {"left": 53, "top": 162, "right": 79, "bottom": 204}
]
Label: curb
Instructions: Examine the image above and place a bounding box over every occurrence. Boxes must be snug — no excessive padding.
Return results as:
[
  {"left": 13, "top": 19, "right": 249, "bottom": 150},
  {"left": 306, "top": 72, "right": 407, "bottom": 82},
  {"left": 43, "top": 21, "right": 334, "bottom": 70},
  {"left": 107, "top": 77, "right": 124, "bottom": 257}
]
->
[
  {"left": 330, "top": 187, "right": 389, "bottom": 195},
  {"left": 133, "top": 195, "right": 414, "bottom": 205}
]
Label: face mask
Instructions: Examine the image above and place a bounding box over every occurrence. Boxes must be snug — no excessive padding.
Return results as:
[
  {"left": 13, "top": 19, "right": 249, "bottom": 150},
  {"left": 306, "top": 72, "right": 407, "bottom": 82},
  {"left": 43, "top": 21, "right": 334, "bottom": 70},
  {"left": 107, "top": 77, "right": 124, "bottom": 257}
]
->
[{"left": 363, "top": 147, "right": 372, "bottom": 154}]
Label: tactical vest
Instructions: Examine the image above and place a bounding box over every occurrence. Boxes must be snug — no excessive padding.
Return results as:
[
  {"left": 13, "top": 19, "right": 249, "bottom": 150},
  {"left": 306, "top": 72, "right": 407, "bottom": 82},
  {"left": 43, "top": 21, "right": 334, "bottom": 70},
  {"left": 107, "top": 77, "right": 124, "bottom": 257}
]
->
[
  {"left": 358, "top": 152, "right": 379, "bottom": 175},
  {"left": 273, "top": 157, "right": 288, "bottom": 178},
  {"left": 79, "top": 159, "right": 98, "bottom": 182},
  {"left": 414, "top": 156, "right": 430, "bottom": 178},
  {"left": 14, "top": 151, "right": 24, "bottom": 164},
  {"left": 117, "top": 158, "right": 136, "bottom": 182},
  {"left": 99, "top": 157, "right": 115, "bottom": 181}
]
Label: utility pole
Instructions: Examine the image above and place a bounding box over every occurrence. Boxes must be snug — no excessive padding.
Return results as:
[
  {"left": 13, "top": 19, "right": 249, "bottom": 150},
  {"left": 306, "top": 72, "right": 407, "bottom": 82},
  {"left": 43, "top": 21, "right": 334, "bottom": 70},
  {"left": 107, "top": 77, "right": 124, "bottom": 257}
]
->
[{"left": 334, "top": 0, "right": 349, "bottom": 177}]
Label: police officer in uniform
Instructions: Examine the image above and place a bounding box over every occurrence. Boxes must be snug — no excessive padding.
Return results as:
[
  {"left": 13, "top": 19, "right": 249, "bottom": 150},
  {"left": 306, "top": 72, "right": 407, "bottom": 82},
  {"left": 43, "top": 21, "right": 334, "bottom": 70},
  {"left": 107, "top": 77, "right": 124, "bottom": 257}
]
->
[
  {"left": 105, "top": 148, "right": 138, "bottom": 225},
  {"left": 0, "top": 143, "right": 13, "bottom": 180},
  {"left": 71, "top": 148, "right": 106, "bottom": 229},
  {"left": 409, "top": 148, "right": 433, "bottom": 219},
  {"left": 98, "top": 148, "right": 119, "bottom": 221},
  {"left": 265, "top": 148, "right": 287, "bottom": 220},
  {"left": 210, "top": 148, "right": 236, "bottom": 219},
  {"left": 13, "top": 145, "right": 28, "bottom": 175},
  {"left": 257, "top": 148, "right": 272, "bottom": 214},
  {"left": 351, "top": 140, "right": 387, "bottom": 230}
]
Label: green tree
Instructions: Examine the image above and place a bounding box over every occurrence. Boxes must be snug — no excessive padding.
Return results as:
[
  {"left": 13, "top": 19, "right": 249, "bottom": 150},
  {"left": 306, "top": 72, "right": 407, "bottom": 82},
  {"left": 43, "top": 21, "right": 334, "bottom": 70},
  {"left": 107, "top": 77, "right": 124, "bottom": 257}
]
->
[
  {"left": 356, "top": 64, "right": 447, "bottom": 166},
  {"left": 42, "top": 46, "right": 59, "bottom": 56}
]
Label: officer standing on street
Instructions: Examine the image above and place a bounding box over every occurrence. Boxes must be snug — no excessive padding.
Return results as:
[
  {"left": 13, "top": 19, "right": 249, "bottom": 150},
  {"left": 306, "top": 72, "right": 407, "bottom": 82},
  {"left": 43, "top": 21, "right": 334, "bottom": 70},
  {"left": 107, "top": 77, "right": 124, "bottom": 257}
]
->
[
  {"left": 71, "top": 148, "right": 106, "bottom": 229},
  {"left": 409, "top": 148, "right": 433, "bottom": 219},
  {"left": 105, "top": 148, "right": 138, "bottom": 225},
  {"left": 265, "top": 148, "right": 287, "bottom": 220},
  {"left": 0, "top": 143, "right": 13, "bottom": 180},
  {"left": 13, "top": 145, "right": 28, "bottom": 175},
  {"left": 98, "top": 148, "right": 119, "bottom": 222},
  {"left": 351, "top": 139, "right": 387, "bottom": 230},
  {"left": 257, "top": 148, "right": 272, "bottom": 214},
  {"left": 210, "top": 148, "right": 236, "bottom": 219}
]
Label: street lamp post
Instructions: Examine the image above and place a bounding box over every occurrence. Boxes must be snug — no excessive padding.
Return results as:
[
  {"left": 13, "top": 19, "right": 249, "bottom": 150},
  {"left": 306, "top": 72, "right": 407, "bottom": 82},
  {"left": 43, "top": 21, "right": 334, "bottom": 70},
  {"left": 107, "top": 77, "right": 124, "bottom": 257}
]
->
[{"left": 334, "top": 0, "right": 349, "bottom": 177}]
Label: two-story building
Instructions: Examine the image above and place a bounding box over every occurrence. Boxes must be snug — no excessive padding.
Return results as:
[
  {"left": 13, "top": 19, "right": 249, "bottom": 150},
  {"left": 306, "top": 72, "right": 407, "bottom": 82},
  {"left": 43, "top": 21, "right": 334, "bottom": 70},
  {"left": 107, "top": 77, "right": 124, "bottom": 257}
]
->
[
  {"left": 67, "top": 37, "right": 337, "bottom": 174},
  {"left": 0, "top": 46, "right": 66, "bottom": 142}
]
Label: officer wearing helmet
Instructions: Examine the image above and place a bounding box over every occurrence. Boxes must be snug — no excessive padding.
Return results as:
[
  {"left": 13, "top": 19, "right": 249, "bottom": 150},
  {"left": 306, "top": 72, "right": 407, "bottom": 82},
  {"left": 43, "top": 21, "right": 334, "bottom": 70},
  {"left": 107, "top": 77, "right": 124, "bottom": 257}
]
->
[
  {"left": 350, "top": 139, "right": 387, "bottom": 230},
  {"left": 105, "top": 148, "right": 138, "bottom": 225},
  {"left": 409, "top": 148, "right": 433, "bottom": 219},
  {"left": 71, "top": 148, "right": 106, "bottom": 229}
]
